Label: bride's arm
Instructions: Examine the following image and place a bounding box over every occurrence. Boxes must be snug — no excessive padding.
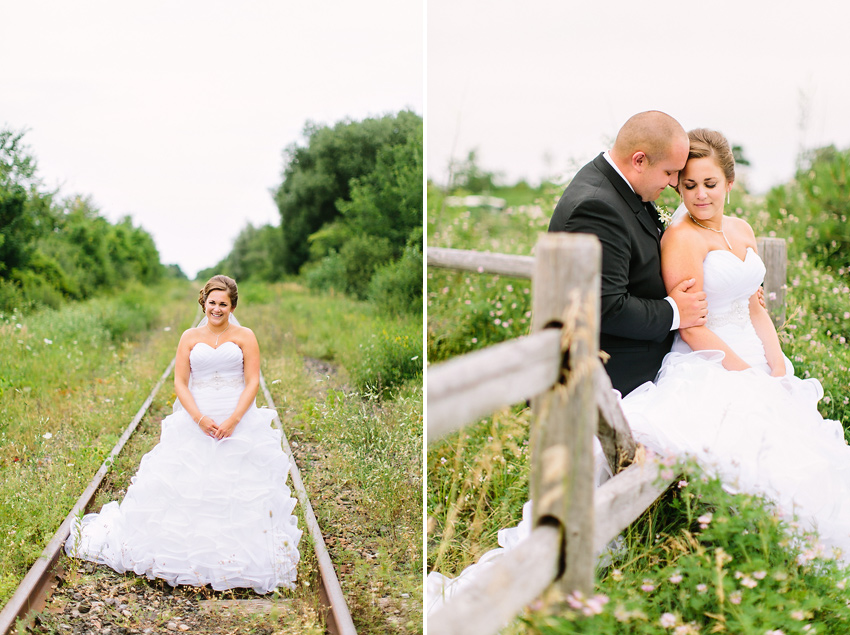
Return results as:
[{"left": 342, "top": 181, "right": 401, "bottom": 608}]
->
[
  {"left": 661, "top": 226, "right": 751, "bottom": 371},
  {"left": 175, "top": 330, "right": 219, "bottom": 436},
  {"left": 748, "top": 280, "right": 787, "bottom": 377},
  {"left": 213, "top": 327, "right": 261, "bottom": 440}
]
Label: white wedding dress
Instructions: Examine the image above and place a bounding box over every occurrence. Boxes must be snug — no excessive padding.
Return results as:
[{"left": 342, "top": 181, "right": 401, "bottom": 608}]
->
[
  {"left": 65, "top": 340, "right": 301, "bottom": 593},
  {"left": 428, "top": 247, "right": 850, "bottom": 612}
]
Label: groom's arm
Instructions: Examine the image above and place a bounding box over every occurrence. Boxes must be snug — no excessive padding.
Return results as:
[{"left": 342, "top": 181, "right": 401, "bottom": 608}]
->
[{"left": 558, "top": 201, "right": 674, "bottom": 343}]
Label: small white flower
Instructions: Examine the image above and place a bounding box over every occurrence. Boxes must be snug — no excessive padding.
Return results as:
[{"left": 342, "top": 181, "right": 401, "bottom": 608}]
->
[
  {"left": 44, "top": 338, "right": 53, "bottom": 345},
  {"left": 42, "top": 432, "right": 53, "bottom": 440},
  {"left": 660, "top": 612, "right": 677, "bottom": 628},
  {"left": 163, "top": 326, "right": 172, "bottom": 332}
]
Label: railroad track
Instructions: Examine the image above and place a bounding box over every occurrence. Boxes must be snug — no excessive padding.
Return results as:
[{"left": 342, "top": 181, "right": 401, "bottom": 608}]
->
[{"left": 0, "top": 341, "right": 356, "bottom": 635}]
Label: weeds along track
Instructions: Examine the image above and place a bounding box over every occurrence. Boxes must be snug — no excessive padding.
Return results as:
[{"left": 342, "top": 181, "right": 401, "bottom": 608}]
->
[{"left": 0, "top": 335, "right": 356, "bottom": 635}]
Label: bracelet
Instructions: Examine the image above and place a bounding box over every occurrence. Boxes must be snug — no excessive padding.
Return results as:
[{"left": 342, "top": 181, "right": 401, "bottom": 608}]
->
[{"left": 197, "top": 414, "right": 207, "bottom": 427}]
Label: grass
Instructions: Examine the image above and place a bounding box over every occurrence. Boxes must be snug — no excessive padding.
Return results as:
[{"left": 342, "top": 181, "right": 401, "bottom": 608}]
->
[
  {"left": 0, "top": 280, "right": 195, "bottom": 603},
  {"left": 427, "top": 178, "right": 850, "bottom": 631}
]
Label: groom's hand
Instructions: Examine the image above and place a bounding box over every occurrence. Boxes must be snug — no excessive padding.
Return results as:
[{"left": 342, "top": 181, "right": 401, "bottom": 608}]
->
[{"left": 671, "top": 278, "right": 708, "bottom": 329}]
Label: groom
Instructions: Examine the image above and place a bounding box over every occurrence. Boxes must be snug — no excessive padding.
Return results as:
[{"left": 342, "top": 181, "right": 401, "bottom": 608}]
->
[{"left": 548, "top": 111, "right": 707, "bottom": 396}]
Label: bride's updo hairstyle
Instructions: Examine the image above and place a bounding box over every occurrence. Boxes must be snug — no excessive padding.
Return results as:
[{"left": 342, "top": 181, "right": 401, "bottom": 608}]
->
[
  {"left": 684, "top": 128, "right": 736, "bottom": 184},
  {"left": 198, "top": 275, "right": 238, "bottom": 310}
]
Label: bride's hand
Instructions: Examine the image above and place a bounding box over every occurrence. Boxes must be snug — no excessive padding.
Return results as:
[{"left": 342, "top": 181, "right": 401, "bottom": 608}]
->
[
  {"left": 197, "top": 414, "right": 220, "bottom": 438},
  {"left": 213, "top": 417, "right": 238, "bottom": 440}
]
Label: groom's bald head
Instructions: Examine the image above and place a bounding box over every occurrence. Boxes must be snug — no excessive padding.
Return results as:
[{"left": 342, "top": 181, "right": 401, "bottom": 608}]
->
[{"left": 612, "top": 111, "right": 688, "bottom": 165}]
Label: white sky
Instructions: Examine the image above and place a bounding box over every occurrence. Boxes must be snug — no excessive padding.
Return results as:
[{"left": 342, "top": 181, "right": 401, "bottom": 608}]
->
[
  {"left": 428, "top": 0, "right": 850, "bottom": 196},
  {"left": 1, "top": 1, "right": 423, "bottom": 279}
]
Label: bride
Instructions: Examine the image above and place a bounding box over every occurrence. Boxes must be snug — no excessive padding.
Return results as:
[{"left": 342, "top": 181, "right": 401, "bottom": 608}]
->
[
  {"left": 66, "top": 275, "right": 301, "bottom": 593},
  {"left": 428, "top": 128, "right": 850, "bottom": 610}
]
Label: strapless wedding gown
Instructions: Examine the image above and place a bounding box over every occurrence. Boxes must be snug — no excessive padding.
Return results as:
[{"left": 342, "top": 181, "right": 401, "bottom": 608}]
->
[
  {"left": 65, "top": 341, "right": 301, "bottom": 593},
  {"left": 428, "top": 248, "right": 850, "bottom": 612}
]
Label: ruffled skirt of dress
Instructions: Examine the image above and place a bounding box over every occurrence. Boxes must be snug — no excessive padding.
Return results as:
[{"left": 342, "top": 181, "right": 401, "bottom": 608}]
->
[
  {"left": 65, "top": 387, "right": 301, "bottom": 593},
  {"left": 622, "top": 346, "right": 850, "bottom": 561}
]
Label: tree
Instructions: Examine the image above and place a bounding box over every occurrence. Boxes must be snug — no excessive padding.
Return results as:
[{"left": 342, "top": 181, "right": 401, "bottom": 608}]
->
[
  {"left": 0, "top": 128, "right": 46, "bottom": 277},
  {"left": 273, "top": 110, "right": 422, "bottom": 273}
]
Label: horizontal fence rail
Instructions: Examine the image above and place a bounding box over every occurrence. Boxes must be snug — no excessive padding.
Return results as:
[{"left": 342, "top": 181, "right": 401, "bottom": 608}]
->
[{"left": 427, "top": 247, "right": 533, "bottom": 279}]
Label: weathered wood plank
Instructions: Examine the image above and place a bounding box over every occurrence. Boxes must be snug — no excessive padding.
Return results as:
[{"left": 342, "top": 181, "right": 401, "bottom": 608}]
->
[
  {"left": 427, "top": 329, "right": 562, "bottom": 443},
  {"left": 757, "top": 236, "right": 787, "bottom": 329},
  {"left": 593, "top": 459, "right": 677, "bottom": 554},
  {"left": 529, "top": 233, "right": 601, "bottom": 596},
  {"left": 594, "top": 360, "right": 636, "bottom": 473},
  {"left": 427, "top": 246, "right": 534, "bottom": 279},
  {"left": 427, "top": 525, "right": 561, "bottom": 635}
]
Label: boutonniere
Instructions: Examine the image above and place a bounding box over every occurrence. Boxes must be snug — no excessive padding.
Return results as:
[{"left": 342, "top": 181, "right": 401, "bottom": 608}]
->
[{"left": 655, "top": 203, "right": 674, "bottom": 228}]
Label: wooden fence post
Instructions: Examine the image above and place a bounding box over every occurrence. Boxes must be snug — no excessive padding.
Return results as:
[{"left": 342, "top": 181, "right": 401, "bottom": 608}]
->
[
  {"left": 757, "top": 237, "right": 787, "bottom": 329},
  {"left": 529, "top": 232, "right": 601, "bottom": 598}
]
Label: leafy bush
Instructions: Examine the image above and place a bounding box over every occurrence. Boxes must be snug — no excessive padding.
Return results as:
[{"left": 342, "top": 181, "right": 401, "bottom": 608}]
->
[
  {"left": 338, "top": 234, "right": 394, "bottom": 300},
  {"left": 302, "top": 249, "right": 346, "bottom": 294},
  {"left": 764, "top": 145, "right": 850, "bottom": 269},
  {"left": 368, "top": 243, "right": 423, "bottom": 315},
  {"left": 349, "top": 319, "right": 422, "bottom": 396}
]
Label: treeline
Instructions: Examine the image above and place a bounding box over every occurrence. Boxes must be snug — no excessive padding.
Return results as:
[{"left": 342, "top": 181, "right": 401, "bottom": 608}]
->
[
  {"left": 0, "top": 129, "right": 166, "bottom": 313},
  {"left": 198, "top": 110, "right": 422, "bottom": 315}
]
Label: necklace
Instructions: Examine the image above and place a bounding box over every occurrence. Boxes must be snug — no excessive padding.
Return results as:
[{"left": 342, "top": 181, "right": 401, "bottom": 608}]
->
[
  {"left": 688, "top": 211, "right": 732, "bottom": 251},
  {"left": 206, "top": 320, "right": 230, "bottom": 346}
]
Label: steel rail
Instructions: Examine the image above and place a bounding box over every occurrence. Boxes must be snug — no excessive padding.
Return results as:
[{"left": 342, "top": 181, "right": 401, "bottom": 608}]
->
[{"left": 259, "top": 373, "right": 357, "bottom": 635}]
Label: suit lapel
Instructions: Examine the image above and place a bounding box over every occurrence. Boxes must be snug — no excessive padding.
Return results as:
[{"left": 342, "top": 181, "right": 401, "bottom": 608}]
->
[{"left": 593, "top": 154, "right": 661, "bottom": 242}]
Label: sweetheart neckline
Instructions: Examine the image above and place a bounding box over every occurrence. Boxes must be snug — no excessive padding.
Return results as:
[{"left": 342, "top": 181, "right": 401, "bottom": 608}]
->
[
  {"left": 704, "top": 246, "right": 756, "bottom": 265},
  {"left": 192, "top": 341, "right": 241, "bottom": 353}
]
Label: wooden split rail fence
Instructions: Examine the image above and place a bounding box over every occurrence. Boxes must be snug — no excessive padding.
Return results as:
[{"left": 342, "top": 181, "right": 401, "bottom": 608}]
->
[{"left": 427, "top": 233, "right": 787, "bottom": 635}]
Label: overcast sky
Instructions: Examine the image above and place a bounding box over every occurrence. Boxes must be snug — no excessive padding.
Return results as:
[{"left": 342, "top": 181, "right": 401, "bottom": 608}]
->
[
  {"left": 1, "top": 1, "right": 423, "bottom": 279},
  {"left": 428, "top": 0, "right": 850, "bottom": 196}
]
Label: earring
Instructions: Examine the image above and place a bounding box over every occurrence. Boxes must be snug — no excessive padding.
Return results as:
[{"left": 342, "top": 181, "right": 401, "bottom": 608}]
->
[{"left": 727, "top": 190, "right": 731, "bottom": 205}]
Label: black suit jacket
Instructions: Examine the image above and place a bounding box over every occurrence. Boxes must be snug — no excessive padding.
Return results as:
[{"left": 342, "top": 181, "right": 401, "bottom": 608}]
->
[{"left": 548, "top": 153, "right": 674, "bottom": 396}]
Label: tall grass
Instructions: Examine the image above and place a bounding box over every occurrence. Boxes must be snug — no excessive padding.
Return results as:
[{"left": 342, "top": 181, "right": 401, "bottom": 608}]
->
[
  {"left": 0, "top": 280, "right": 195, "bottom": 604},
  {"left": 427, "top": 175, "right": 850, "bottom": 630}
]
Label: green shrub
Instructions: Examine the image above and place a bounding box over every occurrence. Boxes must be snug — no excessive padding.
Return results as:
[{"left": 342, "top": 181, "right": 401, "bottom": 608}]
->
[
  {"left": 368, "top": 244, "right": 423, "bottom": 315},
  {"left": 339, "top": 234, "right": 394, "bottom": 300},
  {"left": 349, "top": 319, "right": 422, "bottom": 396},
  {"left": 302, "top": 250, "right": 346, "bottom": 294}
]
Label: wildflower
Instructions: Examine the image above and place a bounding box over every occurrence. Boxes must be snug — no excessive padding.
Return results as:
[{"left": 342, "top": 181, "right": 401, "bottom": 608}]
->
[
  {"left": 163, "top": 326, "right": 172, "bottom": 331},
  {"left": 696, "top": 583, "right": 708, "bottom": 593},
  {"left": 729, "top": 590, "right": 742, "bottom": 605},
  {"left": 611, "top": 569, "right": 623, "bottom": 581},
  {"left": 698, "top": 513, "right": 713, "bottom": 529},
  {"left": 660, "top": 613, "right": 677, "bottom": 628},
  {"left": 584, "top": 594, "right": 608, "bottom": 616},
  {"left": 661, "top": 468, "right": 675, "bottom": 481},
  {"left": 440, "top": 457, "right": 447, "bottom": 465},
  {"left": 740, "top": 576, "right": 757, "bottom": 589},
  {"left": 677, "top": 480, "right": 689, "bottom": 489},
  {"left": 765, "top": 631, "right": 786, "bottom": 635},
  {"left": 44, "top": 338, "right": 53, "bottom": 345},
  {"left": 42, "top": 432, "right": 53, "bottom": 440},
  {"left": 791, "top": 610, "right": 805, "bottom": 620},
  {"left": 669, "top": 572, "right": 683, "bottom": 584},
  {"left": 753, "top": 570, "right": 767, "bottom": 580},
  {"left": 640, "top": 579, "right": 655, "bottom": 592}
]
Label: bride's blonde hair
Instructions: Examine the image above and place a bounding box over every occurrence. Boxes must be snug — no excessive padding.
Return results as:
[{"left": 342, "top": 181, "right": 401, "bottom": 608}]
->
[
  {"left": 685, "top": 128, "right": 736, "bottom": 183},
  {"left": 198, "top": 275, "right": 238, "bottom": 309}
]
